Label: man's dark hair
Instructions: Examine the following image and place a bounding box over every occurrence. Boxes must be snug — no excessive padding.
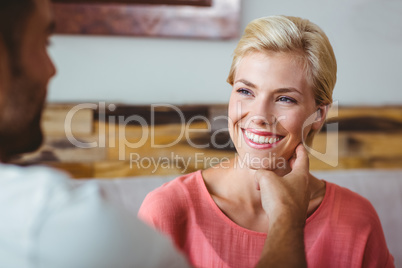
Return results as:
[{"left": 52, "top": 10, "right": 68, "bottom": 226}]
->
[{"left": 0, "top": 0, "right": 35, "bottom": 75}]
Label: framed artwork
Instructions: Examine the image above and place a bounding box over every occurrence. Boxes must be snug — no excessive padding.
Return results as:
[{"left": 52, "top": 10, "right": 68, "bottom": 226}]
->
[
  {"left": 51, "top": 0, "right": 241, "bottom": 39},
  {"left": 53, "top": 0, "right": 213, "bottom": 6}
]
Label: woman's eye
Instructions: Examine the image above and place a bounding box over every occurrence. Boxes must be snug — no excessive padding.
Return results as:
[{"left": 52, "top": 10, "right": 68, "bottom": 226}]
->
[
  {"left": 278, "top": 96, "right": 296, "bottom": 103},
  {"left": 236, "top": 88, "right": 253, "bottom": 96}
]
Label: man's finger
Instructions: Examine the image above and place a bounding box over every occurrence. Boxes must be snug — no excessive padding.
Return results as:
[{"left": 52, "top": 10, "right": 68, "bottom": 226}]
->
[
  {"left": 288, "top": 144, "right": 309, "bottom": 174},
  {"left": 255, "top": 169, "right": 276, "bottom": 191}
]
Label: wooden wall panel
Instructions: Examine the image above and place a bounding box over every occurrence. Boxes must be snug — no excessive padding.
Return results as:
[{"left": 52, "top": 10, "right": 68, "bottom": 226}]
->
[{"left": 15, "top": 104, "right": 402, "bottom": 179}]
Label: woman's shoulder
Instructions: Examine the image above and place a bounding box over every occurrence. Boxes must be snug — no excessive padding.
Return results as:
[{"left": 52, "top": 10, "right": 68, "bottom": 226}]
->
[
  {"left": 308, "top": 182, "right": 393, "bottom": 267},
  {"left": 328, "top": 182, "right": 374, "bottom": 208},
  {"left": 324, "top": 181, "right": 381, "bottom": 224},
  {"left": 138, "top": 170, "right": 204, "bottom": 224},
  {"left": 146, "top": 170, "right": 203, "bottom": 199}
]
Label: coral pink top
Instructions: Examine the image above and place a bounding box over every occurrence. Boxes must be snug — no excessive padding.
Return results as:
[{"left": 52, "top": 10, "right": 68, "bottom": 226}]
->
[{"left": 138, "top": 170, "right": 394, "bottom": 268}]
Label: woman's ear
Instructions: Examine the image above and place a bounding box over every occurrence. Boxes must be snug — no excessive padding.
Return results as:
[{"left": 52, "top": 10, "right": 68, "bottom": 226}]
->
[{"left": 311, "top": 105, "right": 327, "bottom": 131}]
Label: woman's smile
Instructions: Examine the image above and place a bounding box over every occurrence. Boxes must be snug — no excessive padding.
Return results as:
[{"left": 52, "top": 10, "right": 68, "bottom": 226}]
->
[{"left": 242, "top": 128, "right": 285, "bottom": 149}]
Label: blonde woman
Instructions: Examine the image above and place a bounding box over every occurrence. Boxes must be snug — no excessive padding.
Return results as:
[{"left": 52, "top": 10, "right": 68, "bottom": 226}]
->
[{"left": 139, "top": 16, "right": 394, "bottom": 268}]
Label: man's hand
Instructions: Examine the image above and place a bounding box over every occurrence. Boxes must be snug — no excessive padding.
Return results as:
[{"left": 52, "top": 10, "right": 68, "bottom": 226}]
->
[
  {"left": 254, "top": 144, "right": 310, "bottom": 268},
  {"left": 255, "top": 143, "right": 310, "bottom": 227}
]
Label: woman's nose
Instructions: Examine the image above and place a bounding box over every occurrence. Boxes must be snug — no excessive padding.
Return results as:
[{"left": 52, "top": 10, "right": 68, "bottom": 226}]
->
[
  {"left": 251, "top": 114, "right": 276, "bottom": 126},
  {"left": 250, "top": 100, "right": 276, "bottom": 126}
]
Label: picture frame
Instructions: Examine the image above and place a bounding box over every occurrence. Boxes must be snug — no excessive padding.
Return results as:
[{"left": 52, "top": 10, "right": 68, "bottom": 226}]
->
[{"left": 51, "top": 0, "right": 241, "bottom": 39}]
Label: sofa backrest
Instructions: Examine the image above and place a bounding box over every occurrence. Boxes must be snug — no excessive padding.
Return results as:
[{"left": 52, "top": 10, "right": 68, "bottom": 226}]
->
[{"left": 92, "top": 169, "right": 402, "bottom": 267}]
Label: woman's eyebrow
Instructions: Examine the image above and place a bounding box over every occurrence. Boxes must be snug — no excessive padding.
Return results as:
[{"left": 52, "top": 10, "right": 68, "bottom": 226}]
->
[
  {"left": 234, "top": 79, "right": 257, "bottom": 88},
  {"left": 235, "top": 80, "right": 302, "bottom": 96},
  {"left": 274, "top": 87, "right": 302, "bottom": 95}
]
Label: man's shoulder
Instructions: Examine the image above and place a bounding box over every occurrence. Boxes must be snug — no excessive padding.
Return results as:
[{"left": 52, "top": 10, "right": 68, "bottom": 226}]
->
[
  {"left": 0, "top": 163, "right": 70, "bottom": 187},
  {"left": 0, "top": 163, "right": 72, "bottom": 206},
  {"left": 0, "top": 163, "right": 126, "bottom": 225}
]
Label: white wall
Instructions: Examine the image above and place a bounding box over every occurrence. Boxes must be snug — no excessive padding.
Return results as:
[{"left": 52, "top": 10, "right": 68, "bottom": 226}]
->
[{"left": 48, "top": 0, "right": 402, "bottom": 105}]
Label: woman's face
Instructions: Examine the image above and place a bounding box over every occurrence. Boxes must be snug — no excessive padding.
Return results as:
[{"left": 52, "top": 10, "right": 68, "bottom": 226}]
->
[{"left": 228, "top": 51, "right": 322, "bottom": 170}]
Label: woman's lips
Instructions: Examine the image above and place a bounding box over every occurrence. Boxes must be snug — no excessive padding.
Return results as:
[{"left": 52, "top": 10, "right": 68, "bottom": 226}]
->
[{"left": 242, "top": 128, "right": 284, "bottom": 149}]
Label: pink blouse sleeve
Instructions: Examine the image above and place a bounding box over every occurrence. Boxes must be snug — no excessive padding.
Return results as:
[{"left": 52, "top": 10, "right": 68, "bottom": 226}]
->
[{"left": 138, "top": 181, "right": 191, "bottom": 251}]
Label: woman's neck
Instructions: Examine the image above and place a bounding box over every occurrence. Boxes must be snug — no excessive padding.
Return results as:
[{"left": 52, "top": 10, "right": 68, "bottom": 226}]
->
[
  {"left": 204, "top": 156, "right": 326, "bottom": 215},
  {"left": 204, "top": 157, "right": 269, "bottom": 210}
]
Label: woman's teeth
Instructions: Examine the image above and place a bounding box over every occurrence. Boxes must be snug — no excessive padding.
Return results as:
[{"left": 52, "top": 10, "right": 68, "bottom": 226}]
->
[{"left": 245, "top": 130, "right": 281, "bottom": 144}]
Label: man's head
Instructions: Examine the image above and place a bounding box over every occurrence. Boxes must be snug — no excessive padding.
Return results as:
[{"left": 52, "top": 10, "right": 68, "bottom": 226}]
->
[{"left": 0, "top": 0, "right": 56, "bottom": 162}]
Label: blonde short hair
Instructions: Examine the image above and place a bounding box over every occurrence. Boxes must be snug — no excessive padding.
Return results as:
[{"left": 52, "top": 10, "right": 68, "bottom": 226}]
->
[{"left": 227, "top": 15, "right": 337, "bottom": 106}]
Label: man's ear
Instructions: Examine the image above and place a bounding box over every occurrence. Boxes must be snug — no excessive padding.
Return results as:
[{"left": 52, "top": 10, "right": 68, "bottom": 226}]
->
[{"left": 311, "top": 105, "right": 327, "bottom": 131}]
